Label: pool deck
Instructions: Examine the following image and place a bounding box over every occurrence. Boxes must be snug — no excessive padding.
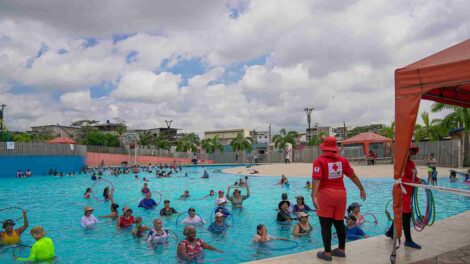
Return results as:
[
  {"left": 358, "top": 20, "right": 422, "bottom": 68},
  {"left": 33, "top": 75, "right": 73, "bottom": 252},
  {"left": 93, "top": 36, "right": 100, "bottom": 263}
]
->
[{"left": 245, "top": 211, "right": 470, "bottom": 264}]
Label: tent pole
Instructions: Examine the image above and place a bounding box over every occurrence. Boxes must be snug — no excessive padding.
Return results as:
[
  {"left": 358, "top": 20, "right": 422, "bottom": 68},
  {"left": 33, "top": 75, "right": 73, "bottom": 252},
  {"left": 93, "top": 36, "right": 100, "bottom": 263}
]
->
[{"left": 391, "top": 224, "right": 397, "bottom": 264}]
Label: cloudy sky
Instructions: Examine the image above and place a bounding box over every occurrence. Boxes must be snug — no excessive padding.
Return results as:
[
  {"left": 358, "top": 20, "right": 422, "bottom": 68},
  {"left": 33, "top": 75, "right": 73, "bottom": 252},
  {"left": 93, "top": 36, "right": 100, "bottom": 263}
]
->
[{"left": 0, "top": 0, "right": 469, "bottom": 134}]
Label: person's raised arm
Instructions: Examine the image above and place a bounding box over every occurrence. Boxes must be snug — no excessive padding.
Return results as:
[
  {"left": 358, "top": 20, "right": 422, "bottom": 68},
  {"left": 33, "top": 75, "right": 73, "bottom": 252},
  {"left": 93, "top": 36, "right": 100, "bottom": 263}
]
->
[
  {"left": 349, "top": 174, "right": 366, "bottom": 201},
  {"left": 17, "top": 210, "right": 29, "bottom": 234}
]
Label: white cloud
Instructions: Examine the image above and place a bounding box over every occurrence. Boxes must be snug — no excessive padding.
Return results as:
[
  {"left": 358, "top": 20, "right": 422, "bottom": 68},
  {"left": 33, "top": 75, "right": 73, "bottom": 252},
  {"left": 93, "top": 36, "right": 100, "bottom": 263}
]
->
[{"left": 112, "top": 70, "right": 181, "bottom": 102}]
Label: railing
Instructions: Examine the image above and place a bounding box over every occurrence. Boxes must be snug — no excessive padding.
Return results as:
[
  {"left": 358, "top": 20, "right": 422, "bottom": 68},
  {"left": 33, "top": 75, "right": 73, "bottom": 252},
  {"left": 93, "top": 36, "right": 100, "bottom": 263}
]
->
[{"left": 0, "top": 142, "right": 86, "bottom": 156}]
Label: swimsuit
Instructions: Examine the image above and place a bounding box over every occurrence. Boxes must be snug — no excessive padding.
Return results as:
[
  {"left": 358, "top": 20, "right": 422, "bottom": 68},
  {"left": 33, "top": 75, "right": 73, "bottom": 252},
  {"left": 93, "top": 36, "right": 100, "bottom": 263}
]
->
[
  {"left": 180, "top": 238, "right": 204, "bottom": 257},
  {"left": 119, "top": 216, "right": 135, "bottom": 227},
  {"left": 146, "top": 229, "right": 169, "bottom": 242},
  {"left": 1, "top": 230, "right": 20, "bottom": 244},
  {"left": 297, "top": 223, "right": 312, "bottom": 234}
]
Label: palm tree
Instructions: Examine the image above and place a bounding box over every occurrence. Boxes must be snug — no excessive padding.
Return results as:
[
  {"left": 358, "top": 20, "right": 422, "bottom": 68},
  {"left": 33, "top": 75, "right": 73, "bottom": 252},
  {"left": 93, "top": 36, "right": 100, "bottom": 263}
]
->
[
  {"left": 201, "top": 136, "right": 224, "bottom": 154},
  {"left": 176, "top": 133, "right": 200, "bottom": 152},
  {"left": 272, "top": 128, "right": 298, "bottom": 163},
  {"left": 137, "top": 131, "right": 153, "bottom": 149},
  {"left": 153, "top": 135, "right": 171, "bottom": 151},
  {"left": 414, "top": 112, "right": 446, "bottom": 141},
  {"left": 380, "top": 121, "right": 395, "bottom": 139},
  {"left": 307, "top": 131, "right": 327, "bottom": 146},
  {"left": 230, "top": 133, "right": 253, "bottom": 163}
]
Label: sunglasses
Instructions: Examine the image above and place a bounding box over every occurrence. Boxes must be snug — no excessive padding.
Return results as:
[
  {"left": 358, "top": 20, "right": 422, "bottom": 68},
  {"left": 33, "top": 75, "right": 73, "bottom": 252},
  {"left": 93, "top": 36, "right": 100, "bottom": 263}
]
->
[{"left": 188, "top": 209, "right": 196, "bottom": 212}]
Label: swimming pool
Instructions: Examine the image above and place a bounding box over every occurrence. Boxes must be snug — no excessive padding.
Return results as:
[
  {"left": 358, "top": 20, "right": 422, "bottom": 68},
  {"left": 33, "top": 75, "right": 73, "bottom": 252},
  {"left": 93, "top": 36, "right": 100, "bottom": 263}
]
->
[{"left": 0, "top": 165, "right": 469, "bottom": 263}]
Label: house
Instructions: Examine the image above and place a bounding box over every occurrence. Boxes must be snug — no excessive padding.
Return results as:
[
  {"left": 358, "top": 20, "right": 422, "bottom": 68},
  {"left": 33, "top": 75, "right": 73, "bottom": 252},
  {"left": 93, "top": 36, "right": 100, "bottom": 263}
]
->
[
  {"left": 30, "top": 125, "right": 82, "bottom": 139},
  {"left": 204, "top": 128, "right": 251, "bottom": 145}
]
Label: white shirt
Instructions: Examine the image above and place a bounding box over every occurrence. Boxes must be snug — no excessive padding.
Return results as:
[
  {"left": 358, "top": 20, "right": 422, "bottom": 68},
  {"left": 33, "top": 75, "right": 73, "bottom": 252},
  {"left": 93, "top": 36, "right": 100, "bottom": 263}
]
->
[
  {"left": 252, "top": 234, "right": 276, "bottom": 243},
  {"left": 81, "top": 214, "right": 99, "bottom": 227},
  {"left": 181, "top": 215, "right": 206, "bottom": 225}
]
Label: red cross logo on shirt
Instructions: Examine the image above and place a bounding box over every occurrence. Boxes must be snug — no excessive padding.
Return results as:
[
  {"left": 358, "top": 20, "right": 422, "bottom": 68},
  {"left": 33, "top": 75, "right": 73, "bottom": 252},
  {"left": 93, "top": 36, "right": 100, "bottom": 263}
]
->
[{"left": 332, "top": 163, "right": 339, "bottom": 171}]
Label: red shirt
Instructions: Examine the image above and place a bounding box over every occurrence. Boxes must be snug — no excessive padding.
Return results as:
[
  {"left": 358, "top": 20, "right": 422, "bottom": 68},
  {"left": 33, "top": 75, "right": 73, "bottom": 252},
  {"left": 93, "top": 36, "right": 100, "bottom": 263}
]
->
[
  {"left": 402, "top": 158, "right": 420, "bottom": 195},
  {"left": 119, "top": 215, "right": 135, "bottom": 227},
  {"left": 312, "top": 153, "right": 355, "bottom": 190}
]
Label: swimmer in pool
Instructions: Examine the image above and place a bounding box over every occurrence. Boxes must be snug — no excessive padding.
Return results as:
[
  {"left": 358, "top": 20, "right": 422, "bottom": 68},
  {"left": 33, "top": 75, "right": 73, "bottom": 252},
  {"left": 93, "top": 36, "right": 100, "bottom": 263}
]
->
[
  {"left": 214, "top": 198, "right": 231, "bottom": 217},
  {"left": 305, "top": 181, "right": 312, "bottom": 189},
  {"left": 99, "top": 203, "right": 119, "bottom": 219},
  {"left": 160, "top": 200, "right": 178, "bottom": 216},
  {"left": 252, "top": 224, "right": 288, "bottom": 243},
  {"left": 14, "top": 226, "right": 55, "bottom": 262},
  {"left": 202, "top": 190, "right": 215, "bottom": 199},
  {"left": 181, "top": 208, "right": 206, "bottom": 226},
  {"left": 346, "top": 215, "right": 368, "bottom": 240},
  {"left": 177, "top": 225, "right": 223, "bottom": 262},
  {"left": 116, "top": 206, "right": 135, "bottom": 228},
  {"left": 207, "top": 212, "right": 228, "bottom": 235},
  {"left": 347, "top": 203, "right": 363, "bottom": 225},
  {"left": 141, "top": 183, "right": 150, "bottom": 194},
  {"left": 293, "top": 195, "right": 314, "bottom": 214},
  {"left": 279, "top": 174, "right": 289, "bottom": 185},
  {"left": 277, "top": 201, "right": 293, "bottom": 223},
  {"left": 226, "top": 185, "right": 250, "bottom": 209},
  {"left": 84, "top": 187, "right": 92, "bottom": 199},
  {"left": 293, "top": 212, "right": 313, "bottom": 236},
  {"left": 132, "top": 216, "right": 150, "bottom": 237},
  {"left": 81, "top": 206, "right": 99, "bottom": 228},
  {"left": 103, "top": 186, "right": 113, "bottom": 201},
  {"left": 135, "top": 175, "right": 139, "bottom": 180},
  {"left": 146, "top": 218, "right": 170, "bottom": 244},
  {"left": 201, "top": 170, "right": 209, "bottom": 178},
  {"left": 0, "top": 210, "right": 28, "bottom": 245},
  {"left": 179, "top": 190, "right": 190, "bottom": 200},
  {"left": 138, "top": 192, "right": 157, "bottom": 209}
]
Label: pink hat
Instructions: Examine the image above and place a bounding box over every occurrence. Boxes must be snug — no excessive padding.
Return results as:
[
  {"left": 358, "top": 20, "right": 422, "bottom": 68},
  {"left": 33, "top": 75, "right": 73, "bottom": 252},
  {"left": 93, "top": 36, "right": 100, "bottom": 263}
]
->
[{"left": 320, "top": 136, "right": 338, "bottom": 152}]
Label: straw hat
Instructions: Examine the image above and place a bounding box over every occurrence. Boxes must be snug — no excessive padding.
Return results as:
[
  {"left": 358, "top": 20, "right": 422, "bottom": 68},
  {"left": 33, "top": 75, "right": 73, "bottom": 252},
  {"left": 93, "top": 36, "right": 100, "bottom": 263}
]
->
[
  {"left": 83, "top": 206, "right": 94, "bottom": 213},
  {"left": 122, "top": 206, "right": 133, "bottom": 214}
]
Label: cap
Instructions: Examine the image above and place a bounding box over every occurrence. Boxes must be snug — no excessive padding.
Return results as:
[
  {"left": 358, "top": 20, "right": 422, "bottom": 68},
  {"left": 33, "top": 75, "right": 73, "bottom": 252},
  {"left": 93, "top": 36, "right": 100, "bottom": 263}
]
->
[
  {"left": 215, "top": 212, "right": 224, "bottom": 217},
  {"left": 320, "top": 136, "right": 339, "bottom": 152},
  {"left": 297, "top": 212, "right": 309, "bottom": 218},
  {"left": 349, "top": 202, "right": 361, "bottom": 208},
  {"left": 2, "top": 219, "right": 15, "bottom": 228},
  {"left": 164, "top": 200, "right": 170, "bottom": 203}
]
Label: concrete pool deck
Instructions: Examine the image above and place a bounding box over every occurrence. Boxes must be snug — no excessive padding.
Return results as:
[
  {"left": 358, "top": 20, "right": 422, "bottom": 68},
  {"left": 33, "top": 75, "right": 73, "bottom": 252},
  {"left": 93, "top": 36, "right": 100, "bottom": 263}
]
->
[
  {"left": 245, "top": 210, "right": 470, "bottom": 264},
  {"left": 222, "top": 163, "right": 468, "bottom": 179}
]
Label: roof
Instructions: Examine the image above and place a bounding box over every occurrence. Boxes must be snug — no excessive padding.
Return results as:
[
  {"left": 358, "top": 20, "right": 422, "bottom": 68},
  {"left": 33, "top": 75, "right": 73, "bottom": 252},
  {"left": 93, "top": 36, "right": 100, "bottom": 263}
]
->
[
  {"left": 47, "top": 137, "right": 78, "bottom": 144},
  {"left": 342, "top": 132, "right": 392, "bottom": 145}
]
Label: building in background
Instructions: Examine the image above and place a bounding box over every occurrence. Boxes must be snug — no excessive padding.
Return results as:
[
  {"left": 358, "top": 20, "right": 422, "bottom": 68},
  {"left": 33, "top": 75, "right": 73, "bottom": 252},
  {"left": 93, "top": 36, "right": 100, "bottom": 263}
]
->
[
  {"left": 306, "top": 126, "right": 333, "bottom": 139},
  {"left": 204, "top": 128, "right": 251, "bottom": 145},
  {"left": 30, "top": 125, "right": 82, "bottom": 139},
  {"left": 250, "top": 130, "right": 270, "bottom": 144}
]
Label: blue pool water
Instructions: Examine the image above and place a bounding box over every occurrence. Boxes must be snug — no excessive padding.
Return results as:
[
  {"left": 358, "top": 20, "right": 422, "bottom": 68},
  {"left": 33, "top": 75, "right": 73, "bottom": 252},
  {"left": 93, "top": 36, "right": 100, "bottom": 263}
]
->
[{"left": 0, "top": 165, "right": 469, "bottom": 263}]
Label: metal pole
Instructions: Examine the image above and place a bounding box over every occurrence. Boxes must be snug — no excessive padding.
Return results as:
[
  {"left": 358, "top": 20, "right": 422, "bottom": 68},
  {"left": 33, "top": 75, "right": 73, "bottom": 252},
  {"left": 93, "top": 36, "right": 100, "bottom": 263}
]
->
[
  {"left": 165, "top": 120, "right": 173, "bottom": 142},
  {"left": 343, "top": 121, "right": 346, "bottom": 141},
  {"left": 134, "top": 142, "right": 138, "bottom": 165},
  {"left": 304, "top": 108, "right": 313, "bottom": 141}
]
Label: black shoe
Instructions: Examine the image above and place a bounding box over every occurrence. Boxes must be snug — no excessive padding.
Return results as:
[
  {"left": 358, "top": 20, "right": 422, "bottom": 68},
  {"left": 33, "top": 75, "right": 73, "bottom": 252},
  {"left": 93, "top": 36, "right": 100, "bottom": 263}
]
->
[
  {"left": 385, "top": 231, "right": 393, "bottom": 239},
  {"left": 405, "top": 241, "right": 422, "bottom": 249}
]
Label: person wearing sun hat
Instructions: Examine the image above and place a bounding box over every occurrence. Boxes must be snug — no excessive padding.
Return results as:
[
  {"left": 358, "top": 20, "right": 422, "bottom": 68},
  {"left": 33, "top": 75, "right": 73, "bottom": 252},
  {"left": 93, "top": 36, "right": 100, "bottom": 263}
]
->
[
  {"left": 385, "top": 144, "right": 423, "bottom": 249},
  {"left": 15, "top": 226, "right": 55, "bottom": 261},
  {"left": 207, "top": 212, "right": 228, "bottom": 234},
  {"left": 293, "top": 212, "right": 312, "bottom": 236},
  {"left": 81, "top": 206, "right": 100, "bottom": 228},
  {"left": 116, "top": 206, "right": 135, "bottom": 228},
  {"left": 311, "top": 136, "right": 366, "bottom": 261},
  {"left": 277, "top": 200, "right": 293, "bottom": 223},
  {"left": 214, "top": 198, "right": 231, "bottom": 217},
  {"left": 0, "top": 210, "right": 28, "bottom": 245}
]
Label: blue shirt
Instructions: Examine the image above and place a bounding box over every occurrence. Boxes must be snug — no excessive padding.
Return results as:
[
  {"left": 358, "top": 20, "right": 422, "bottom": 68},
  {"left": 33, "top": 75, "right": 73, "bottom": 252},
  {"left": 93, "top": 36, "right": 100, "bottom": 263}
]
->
[
  {"left": 215, "top": 206, "right": 230, "bottom": 217},
  {"left": 138, "top": 198, "right": 157, "bottom": 209},
  {"left": 207, "top": 222, "right": 227, "bottom": 234},
  {"left": 346, "top": 226, "right": 366, "bottom": 240}
]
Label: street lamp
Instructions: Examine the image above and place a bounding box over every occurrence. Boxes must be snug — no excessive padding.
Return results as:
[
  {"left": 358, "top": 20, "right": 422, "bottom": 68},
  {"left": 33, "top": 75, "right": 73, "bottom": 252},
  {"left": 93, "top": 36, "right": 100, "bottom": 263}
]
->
[
  {"left": 165, "top": 120, "right": 173, "bottom": 142},
  {"left": 0, "top": 104, "right": 6, "bottom": 135},
  {"left": 343, "top": 121, "right": 346, "bottom": 141},
  {"left": 304, "top": 108, "right": 314, "bottom": 141}
]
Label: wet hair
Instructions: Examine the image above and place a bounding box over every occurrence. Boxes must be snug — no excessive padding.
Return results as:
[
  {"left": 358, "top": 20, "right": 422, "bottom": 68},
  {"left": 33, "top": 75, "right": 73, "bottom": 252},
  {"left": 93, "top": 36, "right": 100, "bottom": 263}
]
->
[
  {"left": 281, "top": 193, "right": 288, "bottom": 200},
  {"left": 347, "top": 204, "right": 359, "bottom": 215},
  {"left": 256, "top": 224, "right": 265, "bottom": 234},
  {"left": 84, "top": 187, "right": 92, "bottom": 195},
  {"left": 347, "top": 215, "right": 357, "bottom": 222},
  {"left": 111, "top": 203, "right": 119, "bottom": 212},
  {"left": 103, "top": 186, "right": 109, "bottom": 197}
]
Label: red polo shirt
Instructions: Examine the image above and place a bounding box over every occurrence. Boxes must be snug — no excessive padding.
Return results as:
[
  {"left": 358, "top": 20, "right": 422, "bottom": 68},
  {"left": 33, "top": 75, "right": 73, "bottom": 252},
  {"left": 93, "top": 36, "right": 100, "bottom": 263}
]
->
[{"left": 312, "top": 153, "right": 355, "bottom": 190}]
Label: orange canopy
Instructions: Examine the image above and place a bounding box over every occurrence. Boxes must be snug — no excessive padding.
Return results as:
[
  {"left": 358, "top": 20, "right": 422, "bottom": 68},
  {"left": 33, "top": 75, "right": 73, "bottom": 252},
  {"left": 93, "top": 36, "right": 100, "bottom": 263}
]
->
[
  {"left": 394, "top": 39, "right": 470, "bottom": 238},
  {"left": 342, "top": 132, "right": 392, "bottom": 156},
  {"left": 47, "top": 137, "right": 78, "bottom": 144}
]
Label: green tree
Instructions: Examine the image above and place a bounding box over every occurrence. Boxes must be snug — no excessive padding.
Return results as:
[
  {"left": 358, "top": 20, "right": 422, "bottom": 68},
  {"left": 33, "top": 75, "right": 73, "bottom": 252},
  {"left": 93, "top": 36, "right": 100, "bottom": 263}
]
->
[
  {"left": 80, "top": 130, "right": 120, "bottom": 147},
  {"left": 414, "top": 112, "right": 446, "bottom": 141},
  {"left": 230, "top": 133, "right": 253, "bottom": 163},
  {"left": 176, "top": 133, "right": 200, "bottom": 152},
  {"left": 12, "top": 132, "right": 32, "bottom": 142},
  {"left": 272, "top": 129, "right": 298, "bottom": 150},
  {"left": 380, "top": 121, "right": 395, "bottom": 139},
  {"left": 307, "top": 131, "right": 327, "bottom": 146},
  {"left": 201, "top": 136, "right": 224, "bottom": 154},
  {"left": 137, "top": 131, "right": 153, "bottom": 149},
  {"left": 153, "top": 135, "right": 171, "bottom": 151}
]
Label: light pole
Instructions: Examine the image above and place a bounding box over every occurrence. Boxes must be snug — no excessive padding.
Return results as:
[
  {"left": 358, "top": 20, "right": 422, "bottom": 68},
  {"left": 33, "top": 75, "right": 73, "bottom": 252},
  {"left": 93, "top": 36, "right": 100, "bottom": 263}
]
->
[
  {"left": 0, "top": 104, "right": 6, "bottom": 136},
  {"left": 304, "top": 108, "right": 314, "bottom": 141},
  {"left": 165, "top": 120, "right": 173, "bottom": 142},
  {"left": 343, "top": 121, "right": 346, "bottom": 141}
]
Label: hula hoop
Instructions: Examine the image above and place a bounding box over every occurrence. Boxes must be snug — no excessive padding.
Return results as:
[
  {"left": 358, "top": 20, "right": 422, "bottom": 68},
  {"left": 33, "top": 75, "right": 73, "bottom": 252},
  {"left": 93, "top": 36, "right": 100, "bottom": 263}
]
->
[
  {"left": 0, "top": 207, "right": 24, "bottom": 223},
  {"left": 175, "top": 212, "right": 206, "bottom": 228},
  {"left": 91, "top": 178, "right": 115, "bottom": 202},
  {"left": 384, "top": 199, "right": 393, "bottom": 221},
  {"left": 411, "top": 180, "right": 436, "bottom": 232},
  {"left": 167, "top": 229, "right": 180, "bottom": 241},
  {"left": 359, "top": 213, "right": 378, "bottom": 225},
  {"left": 209, "top": 208, "right": 235, "bottom": 227},
  {"left": 265, "top": 239, "right": 299, "bottom": 251},
  {"left": 140, "top": 191, "right": 162, "bottom": 208},
  {"left": 12, "top": 244, "right": 31, "bottom": 258}
]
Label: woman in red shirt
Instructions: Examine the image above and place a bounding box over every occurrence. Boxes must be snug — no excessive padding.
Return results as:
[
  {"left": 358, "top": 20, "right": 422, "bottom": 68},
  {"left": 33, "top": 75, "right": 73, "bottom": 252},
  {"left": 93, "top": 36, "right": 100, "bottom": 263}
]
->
[
  {"left": 311, "top": 136, "right": 366, "bottom": 261},
  {"left": 116, "top": 206, "right": 135, "bottom": 228},
  {"left": 385, "top": 145, "right": 422, "bottom": 249}
]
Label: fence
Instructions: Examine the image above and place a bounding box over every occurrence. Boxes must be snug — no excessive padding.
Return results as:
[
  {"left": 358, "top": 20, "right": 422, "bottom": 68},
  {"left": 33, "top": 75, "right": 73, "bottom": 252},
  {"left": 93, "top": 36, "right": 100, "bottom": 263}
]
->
[
  {"left": 0, "top": 142, "right": 86, "bottom": 156},
  {"left": 86, "top": 145, "right": 193, "bottom": 159},
  {"left": 413, "top": 139, "right": 459, "bottom": 168}
]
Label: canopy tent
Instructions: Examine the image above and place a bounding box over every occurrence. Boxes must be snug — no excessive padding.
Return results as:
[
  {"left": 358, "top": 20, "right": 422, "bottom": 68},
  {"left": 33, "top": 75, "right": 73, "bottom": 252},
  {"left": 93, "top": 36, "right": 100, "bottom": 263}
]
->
[
  {"left": 393, "top": 39, "right": 470, "bottom": 241},
  {"left": 342, "top": 132, "right": 392, "bottom": 157},
  {"left": 47, "top": 137, "right": 78, "bottom": 144}
]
